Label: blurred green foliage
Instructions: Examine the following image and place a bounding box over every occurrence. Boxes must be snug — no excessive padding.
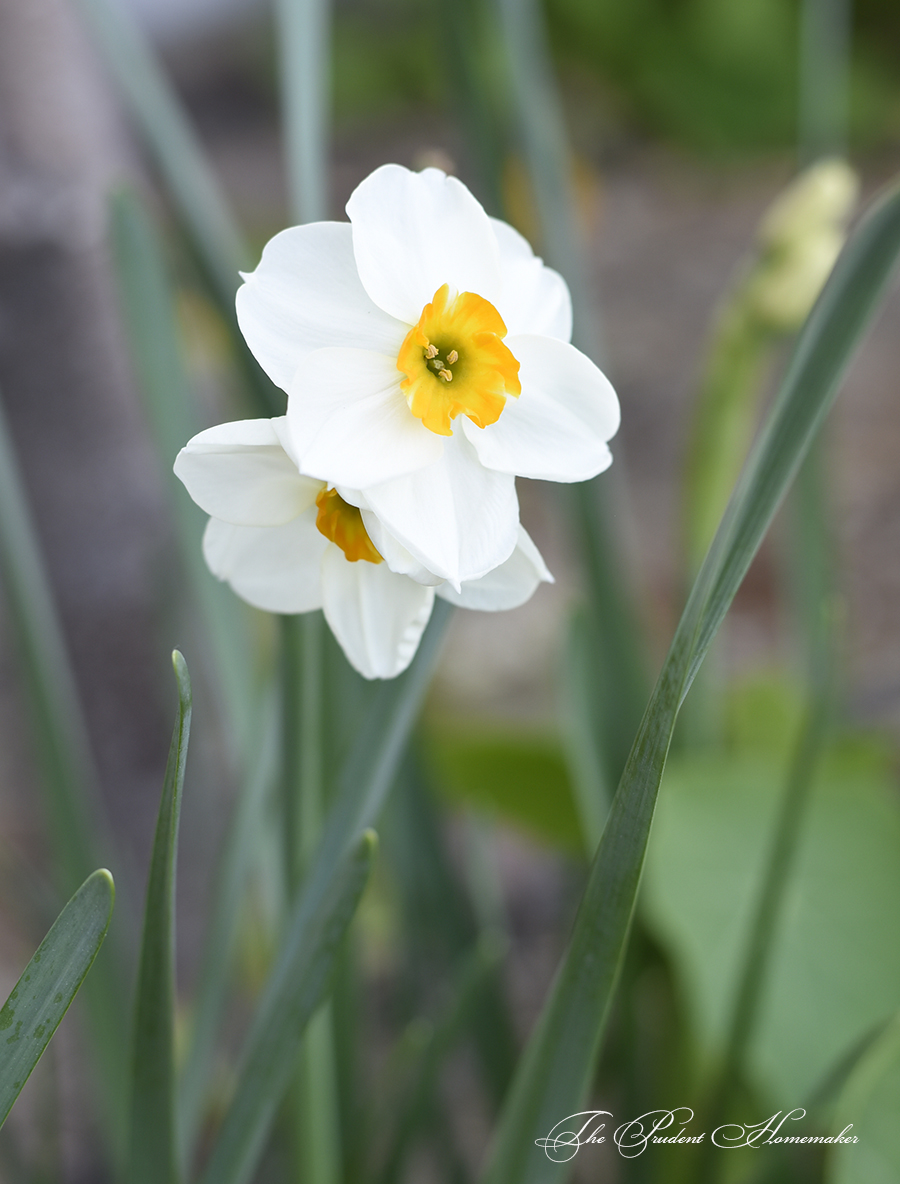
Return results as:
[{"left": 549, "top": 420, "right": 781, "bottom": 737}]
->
[
  {"left": 423, "top": 725, "right": 584, "bottom": 850},
  {"left": 830, "top": 1011, "right": 900, "bottom": 1184},
  {"left": 322, "top": 0, "right": 900, "bottom": 153},
  {"left": 641, "top": 675, "right": 900, "bottom": 1116}
]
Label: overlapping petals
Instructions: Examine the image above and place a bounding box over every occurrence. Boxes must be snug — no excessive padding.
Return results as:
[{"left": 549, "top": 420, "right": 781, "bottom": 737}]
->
[
  {"left": 176, "top": 164, "right": 618, "bottom": 677},
  {"left": 234, "top": 163, "right": 620, "bottom": 587},
  {"left": 174, "top": 418, "right": 551, "bottom": 678}
]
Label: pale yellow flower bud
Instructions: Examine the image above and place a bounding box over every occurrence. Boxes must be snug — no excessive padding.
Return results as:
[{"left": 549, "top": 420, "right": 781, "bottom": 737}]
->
[
  {"left": 746, "top": 226, "right": 845, "bottom": 330},
  {"left": 758, "top": 158, "right": 859, "bottom": 251}
]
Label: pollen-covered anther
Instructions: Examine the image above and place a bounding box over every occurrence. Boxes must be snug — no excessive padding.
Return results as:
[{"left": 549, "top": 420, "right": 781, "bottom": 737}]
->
[
  {"left": 447, "top": 350, "right": 458, "bottom": 364},
  {"left": 425, "top": 343, "right": 439, "bottom": 359},
  {"left": 438, "top": 369, "right": 453, "bottom": 382}
]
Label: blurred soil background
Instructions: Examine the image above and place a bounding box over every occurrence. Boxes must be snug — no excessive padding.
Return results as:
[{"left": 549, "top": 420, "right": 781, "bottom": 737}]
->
[{"left": 0, "top": 0, "right": 899, "bottom": 1177}]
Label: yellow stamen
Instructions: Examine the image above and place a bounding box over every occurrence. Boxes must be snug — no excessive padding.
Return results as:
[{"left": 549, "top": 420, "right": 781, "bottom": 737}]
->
[
  {"left": 396, "top": 283, "right": 521, "bottom": 436},
  {"left": 315, "top": 488, "right": 382, "bottom": 564}
]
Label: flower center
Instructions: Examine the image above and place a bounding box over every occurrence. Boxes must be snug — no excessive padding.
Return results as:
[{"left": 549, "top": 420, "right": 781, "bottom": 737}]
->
[
  {"left": 396, "top": 284, "right": 521, "bottom": 436},
  {"left": 315, "top": 488, "right": 383, "bottom": 564}
]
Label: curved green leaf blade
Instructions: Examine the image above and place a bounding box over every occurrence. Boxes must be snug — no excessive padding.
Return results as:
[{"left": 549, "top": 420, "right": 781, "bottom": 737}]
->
[
  {"left": 198, "top": 829, "right": 378, "bottom": 1184},
  {"left": 75, "top": 0, "right": 246, "bottom": 306},
  {"left": 0, "top": 391, "right": 130, "bottom": 1146},
  {"left": 481, "top": 178, "right": 900, "bottom": 1184},
  {"left": 829, "top": 1011, "right": 900, "bottom": 1184},
  {"left": 108, "top": 188, "right": 253, "bottom": 752},
  {"left": 77, "top": 0, "right": 281, "bottom": 417},
  {"left": 128, "top": 651, "right": 192, "bottom": 1184},
  {"left": 0, "top": 869, "right": 115, "bottom": 1127}
]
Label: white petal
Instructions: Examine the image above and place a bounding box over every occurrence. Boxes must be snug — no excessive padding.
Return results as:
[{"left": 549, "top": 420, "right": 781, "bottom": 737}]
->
[
  {"left": 236, "top": 222, "right": 406, "bottom": 392},
  {"left": 490, "top": 218, "right": 573, "bottom": 341},
  {"left": 361, "top": 432, "right": 519, "bottom": 586},
  {"left": 437, "top": 525, "right": 553, "bottom": 610},
  {"left": 463, "top": 335, "right": 620, "bottom": 482},
  {"left": 286, "top": 348, "right": 443, "bottom": 486},
  {"left": 320, "top": 547, "right": 435, "bottom": 679},
  {"left": 359, "top": 510, "right": 444, "bottom": 586},
  {"left": 202, "top": 512, "right": 325, "bottom": 614},
  {"left": 174, "top": 418, "right": 322, "bottom": 525},
  {"left": 346, "top": 165, "right": 503, "bottom": 326}
]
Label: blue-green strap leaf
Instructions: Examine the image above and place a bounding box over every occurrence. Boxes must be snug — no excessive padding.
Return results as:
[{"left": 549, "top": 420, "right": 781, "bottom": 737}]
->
[
  {"left": 0, "top": 869, "right": 115, "bottom": 1127},
  {"left": 128, "top": 652, "right": 192, "bottom": 1184},
  {"left": 481, "top": 177, "right": 900, "bottom": 1184},
  {"left": 198, "top": 830, "right": 377, "bottom": 1184}
]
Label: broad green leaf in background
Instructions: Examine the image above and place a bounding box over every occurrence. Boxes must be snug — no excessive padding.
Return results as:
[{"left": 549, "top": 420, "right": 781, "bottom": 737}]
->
[
  {"left": 198, "top": 830, "right": 377, "bottom": 1184},
  {"left": 481, "top": 175, "right": 900, "bottom": 1184},
  {"left": 829, "top": 1011, "right": 900, "bottom": 1184},
  {"left": 642, "top": 741, "right": 900, "bottom": 1106},
  {"left": 128, "top": 652, "right": 192, "bottom": 1184},
  {"left": 425, "top": 726, "right": 582, "bottom": 851},
  {"left": 0, "top": 869, "right": 114, "bottom": 1127}
]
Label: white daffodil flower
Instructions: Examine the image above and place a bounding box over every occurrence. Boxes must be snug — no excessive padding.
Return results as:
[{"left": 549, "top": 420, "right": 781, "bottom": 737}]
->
[
  {"left": 235, "top": 163, "right": 620, "bottom": 587},
  {"left": 174, "top": 418, "right": 553, "bottom": 679}
]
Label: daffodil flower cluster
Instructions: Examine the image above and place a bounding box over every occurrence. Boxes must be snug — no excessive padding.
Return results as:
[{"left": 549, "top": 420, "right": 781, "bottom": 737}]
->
[{"left": 175, "top": 165, "right": 620, "bottom": 678}]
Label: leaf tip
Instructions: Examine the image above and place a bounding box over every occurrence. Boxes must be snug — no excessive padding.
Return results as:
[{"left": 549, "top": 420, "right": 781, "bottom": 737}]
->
[{"left": 171, "top": 649, "right": 192, "bottom": 708}]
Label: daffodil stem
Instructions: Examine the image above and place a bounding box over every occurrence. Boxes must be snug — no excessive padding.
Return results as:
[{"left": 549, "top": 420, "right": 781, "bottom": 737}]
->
[
  {"left": 276, "top": 0, "right": 331, "bottom": 224},
  {"left": 279, "top": 611, "right": 341, "bottom": 1184},
  {"left": 279, "top": 612, "right": 326, "bottom": 892},
  {"left": 494, "top": 0, "right": 648, "bottom": 793}
]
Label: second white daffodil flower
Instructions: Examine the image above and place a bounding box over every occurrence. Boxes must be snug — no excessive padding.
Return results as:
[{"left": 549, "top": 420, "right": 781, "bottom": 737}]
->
[
  {"left": 174, "top": 418, "right": 552, "bottom": 679},
  {"left": 236, "top": 164, "right": 620, "bottom": 586}
]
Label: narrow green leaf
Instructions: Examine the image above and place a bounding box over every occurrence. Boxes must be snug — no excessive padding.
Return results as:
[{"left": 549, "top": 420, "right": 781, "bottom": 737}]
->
[
  {"left": 492, "top": 0, "right": 648, "bottom": 785},
  {"left": 200, "top": 602, "right": 451, "bottom": 1184},
  {"left": 198, "top": 830, "right": 377, "bottom": 1184},
  {"left": 75, "top": 0, "right": 246, "bottom": 306},
  {"left": 108, "top": 188, "right": 254, "bottom": 751},
  {"left": 0, "top": 869, "right": 114, "bottom": 1127},
  {"left": 0, "top": 394, "right": 114, "bottom": 917},
  {"left": 481, "top": 178, "right": 900, "bottom": 1184},
  {"left": 128, "top": 651, "right": 192, "bottom": 1184},
  {"left": 276, "top": 0, "right": 331, "bottom": 223},
  {"left": 384, "top": 761, "right": 517, "bottom": 1111},
  {"left": 177, "top": 696, "right": 278, "bottom": 1169},
  {"left": 559, "top": 608, "right": 610, "bottom": 853},
  {"left": 0, "top": 390, "right": 130, "bottom": 1146},
  {"left": 375, "top": 935, "right": 507, "bottom": 1184},
  {"left": 77, "top": 0, "right": 281, "bottom": 416}
]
